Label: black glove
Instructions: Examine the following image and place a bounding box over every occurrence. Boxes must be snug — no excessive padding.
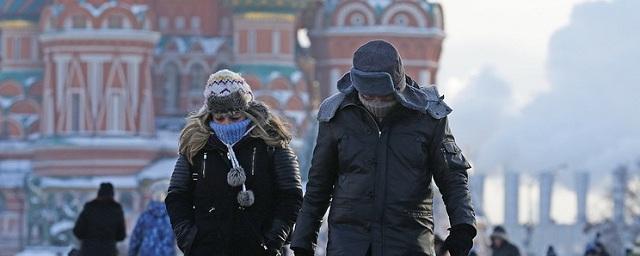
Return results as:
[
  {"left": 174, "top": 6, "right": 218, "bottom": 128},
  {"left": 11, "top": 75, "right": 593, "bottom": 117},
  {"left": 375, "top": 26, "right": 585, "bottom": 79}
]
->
[
  {"left": 174, "top": 220, "right": 198, "bottom": 254},
  {"left": 444, "top": 224, "right": 477, "bottom": 256},
  {"left": 292, "top": 247, "right": 314, "bottom": 256}
]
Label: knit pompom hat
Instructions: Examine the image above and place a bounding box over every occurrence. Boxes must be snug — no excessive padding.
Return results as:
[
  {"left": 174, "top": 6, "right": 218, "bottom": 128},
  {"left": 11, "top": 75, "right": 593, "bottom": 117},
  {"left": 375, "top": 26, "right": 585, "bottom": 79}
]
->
[{"left": 204, "top": 69, "right": 254, "bottom": 114}]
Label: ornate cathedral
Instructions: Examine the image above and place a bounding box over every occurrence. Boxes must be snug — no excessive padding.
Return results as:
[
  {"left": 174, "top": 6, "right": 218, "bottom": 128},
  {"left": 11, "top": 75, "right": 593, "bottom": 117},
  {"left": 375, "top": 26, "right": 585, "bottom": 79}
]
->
[{"left": 0, "top": 0, "right": 445, "bottom": 254}]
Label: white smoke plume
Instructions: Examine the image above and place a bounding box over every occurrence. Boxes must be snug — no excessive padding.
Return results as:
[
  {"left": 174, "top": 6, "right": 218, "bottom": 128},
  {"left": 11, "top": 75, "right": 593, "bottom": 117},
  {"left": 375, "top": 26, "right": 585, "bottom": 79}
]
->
[{"left": 448, "top": 0, "right": 640, "bottom": 178}]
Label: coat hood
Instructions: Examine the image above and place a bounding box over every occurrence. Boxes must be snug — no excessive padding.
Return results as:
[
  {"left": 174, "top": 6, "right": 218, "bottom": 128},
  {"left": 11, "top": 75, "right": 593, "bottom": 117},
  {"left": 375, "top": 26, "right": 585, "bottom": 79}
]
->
[
  {"left": 317, "top": 72, "right": 452, "bottom": 122},
  {"left": 146, "top": 201, "right": 168, "bottom": 217},
  {"left": 337, "top": 72, "right": 438, "bottom": 114}
]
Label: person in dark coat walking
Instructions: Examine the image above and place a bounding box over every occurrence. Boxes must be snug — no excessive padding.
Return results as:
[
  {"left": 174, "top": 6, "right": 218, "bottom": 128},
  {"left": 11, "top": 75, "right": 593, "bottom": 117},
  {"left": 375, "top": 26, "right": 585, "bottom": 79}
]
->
[
  {"left": 490, "top": 226, "right": 520, "bottom": 256},
  {"left": 128, "top": 181, "right": 175, "bottom": 256},
  {"left": 290, "top": 40, "right": 477, "bottom": 256},
  {"left": 165, "top": 69, "right": 303, "bottom": 256},
  {"left": 73, "top": 182, "right": 126, "bottom": 256},
  {"left": 584, "top": 233, "right": 610, "bottom": 256}
]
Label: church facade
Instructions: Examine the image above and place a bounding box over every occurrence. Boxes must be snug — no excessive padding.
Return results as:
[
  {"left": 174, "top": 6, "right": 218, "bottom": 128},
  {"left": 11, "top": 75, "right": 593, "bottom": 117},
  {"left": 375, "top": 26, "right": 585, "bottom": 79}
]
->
[{"left": 0, "top": 0, "right": 445, "bottom": 254}]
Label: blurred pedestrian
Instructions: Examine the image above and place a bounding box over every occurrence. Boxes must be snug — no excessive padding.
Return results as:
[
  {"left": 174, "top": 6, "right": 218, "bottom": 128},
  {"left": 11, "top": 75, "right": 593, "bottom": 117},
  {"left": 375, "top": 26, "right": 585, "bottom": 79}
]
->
[
  {"left": 165, "top": 69, "right": 303, "bottom": 256},
  {"left": 128, "top": 181, "right": 175, "bottom": 256},
  {"left": 585, "top": 233, "right": 610, "bottom": 256},
  {"left": 490, "top": 226, "right": 520, "bottom": 256},
  {"left": 547, "top": 245, "right": 557, "bottom": 256},
  {"left": 73, "top": 182, "right": 126, "bottom": 256}
]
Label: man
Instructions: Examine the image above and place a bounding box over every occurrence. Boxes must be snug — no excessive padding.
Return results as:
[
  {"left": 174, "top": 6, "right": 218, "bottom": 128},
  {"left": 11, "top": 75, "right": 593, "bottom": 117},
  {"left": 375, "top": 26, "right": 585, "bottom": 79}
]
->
[
  {"left": 73, "top": 182, "right": 127, "bottom": 256},
  {"left": 490, "top": 226, "right": 520, "bottom": 256},
  {"left": 291, "top": 40, "right": 476, "bottom": 256}
]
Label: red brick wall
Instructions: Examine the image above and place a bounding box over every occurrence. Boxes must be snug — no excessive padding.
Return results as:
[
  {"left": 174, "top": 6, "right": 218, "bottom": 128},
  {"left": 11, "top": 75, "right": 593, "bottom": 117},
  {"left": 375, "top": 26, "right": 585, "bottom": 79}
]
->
[{"left": 151, "top": 0, "right": 227, "bottom": 36}]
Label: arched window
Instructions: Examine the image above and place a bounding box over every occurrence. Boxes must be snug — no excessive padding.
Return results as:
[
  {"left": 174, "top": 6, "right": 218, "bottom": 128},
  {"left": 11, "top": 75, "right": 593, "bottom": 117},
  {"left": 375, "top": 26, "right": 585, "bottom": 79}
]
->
[
  {"left": 393, "top": 14, "right": 409, "bottom": 26},
  {"left": 0, "top": 193, "right": 5, "bottom": 213},
  {"left": 190, "top": 64, "right": 206, "bottom": 96},
  {"left": 163, "top": 63, "right": 181, "bottom": 113},
  {"left": 107, "top": 93, "right": 124, "bottom": 132},
  {"left": 175, "top": 16, "right": 185, "bottom": 30},
  {"left": 71, "top": 15, "right": 87, "bottom": 29},
  {"left": 349, "top": 13, "right": 366, "bottom": 26},
  {"left": 70, "top": 93, "right": 82, "bottom": 133},
  {"left": 432, "top": 6, "right": 444, "bottom": 29},
  {"left": 108, "top": 15, "right": 124, "bottom": 29},
  {"left": 158, "top": 16, "right": 169, "bottom": 30}
]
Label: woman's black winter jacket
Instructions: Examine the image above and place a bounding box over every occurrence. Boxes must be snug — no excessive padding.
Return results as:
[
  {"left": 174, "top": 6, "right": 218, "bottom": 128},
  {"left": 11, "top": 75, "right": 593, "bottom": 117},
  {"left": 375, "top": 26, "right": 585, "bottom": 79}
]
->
[{"left": 165, "top": 134, "right": 303, "bottom": 256}]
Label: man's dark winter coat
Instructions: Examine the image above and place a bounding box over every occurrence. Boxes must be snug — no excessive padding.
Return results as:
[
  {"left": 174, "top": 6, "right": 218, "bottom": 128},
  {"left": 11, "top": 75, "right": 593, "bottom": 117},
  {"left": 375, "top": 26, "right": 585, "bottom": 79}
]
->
[
  {"left": 165, "top": 135, "right": 303, "bottom": 256},
  {"left": 73, "top": 198, "right": 126, "bottom": 256},
  {"left": 290, "top": 74, "right": 476, "bottom": 256},
  {"left": 492, "top": 241, "right": 521, "bottom": 256}
]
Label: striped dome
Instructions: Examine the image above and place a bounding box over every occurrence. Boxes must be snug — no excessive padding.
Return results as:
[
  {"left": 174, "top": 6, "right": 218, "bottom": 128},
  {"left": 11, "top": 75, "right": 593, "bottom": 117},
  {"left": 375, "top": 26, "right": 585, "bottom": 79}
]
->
[{"left": 0, "top": 0, "right": 52, "bottom": 21}]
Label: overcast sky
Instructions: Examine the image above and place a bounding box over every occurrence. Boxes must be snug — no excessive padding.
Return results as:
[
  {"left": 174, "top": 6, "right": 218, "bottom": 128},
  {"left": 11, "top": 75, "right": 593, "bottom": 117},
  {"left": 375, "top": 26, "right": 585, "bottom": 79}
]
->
[
  {"left": 438, "top": 0, "right": 591, "bottom": 105},
  {"left": 440, "top": 0, "right": 640, "bottom": 224}
]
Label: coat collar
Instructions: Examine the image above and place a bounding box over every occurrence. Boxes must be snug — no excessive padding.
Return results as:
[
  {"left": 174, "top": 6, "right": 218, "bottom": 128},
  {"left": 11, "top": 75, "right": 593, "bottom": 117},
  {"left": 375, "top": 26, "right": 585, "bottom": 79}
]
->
[{"left": 336, "top": 72, "right": 437, "bottom": 114}]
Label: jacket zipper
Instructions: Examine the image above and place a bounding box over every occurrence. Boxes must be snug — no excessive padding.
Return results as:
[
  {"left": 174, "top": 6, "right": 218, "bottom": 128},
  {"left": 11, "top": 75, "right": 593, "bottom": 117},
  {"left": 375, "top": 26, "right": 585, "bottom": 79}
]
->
[
  {"left": 351, "top": 105, "right": 382, "bottom": 138},
  {"left": 240, "top": 211, "right": 268, "bottom": 250},
  {"left": 202, "top": 152, "right": 207, "bottom": 179},
  {"left": 251, "top": 147, "right": 256, "bottom": 176}
]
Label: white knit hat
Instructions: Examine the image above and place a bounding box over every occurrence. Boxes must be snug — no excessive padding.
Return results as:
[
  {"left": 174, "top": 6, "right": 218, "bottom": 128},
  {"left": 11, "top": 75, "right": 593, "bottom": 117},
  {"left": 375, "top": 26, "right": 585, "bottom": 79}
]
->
[{"left": 203, "top": 69, "right": 254, "bottom": 114}]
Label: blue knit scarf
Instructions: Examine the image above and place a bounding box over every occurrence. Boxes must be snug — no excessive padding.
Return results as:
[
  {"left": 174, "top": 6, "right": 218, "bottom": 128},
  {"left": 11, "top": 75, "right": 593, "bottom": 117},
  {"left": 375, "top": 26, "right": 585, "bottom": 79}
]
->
[{"left": 209, "top": 119, "right": 252, "bottom": 146}]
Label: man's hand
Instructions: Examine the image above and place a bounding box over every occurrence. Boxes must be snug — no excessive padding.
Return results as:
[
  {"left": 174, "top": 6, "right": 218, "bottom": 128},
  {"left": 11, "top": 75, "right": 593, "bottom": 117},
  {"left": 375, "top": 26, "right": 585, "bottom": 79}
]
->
[
  {"left": 292, "top": 248, "right": 314, "bottom": 256},
  {"left": 444, "top": 224, "right": 476, "bottom": 256}
]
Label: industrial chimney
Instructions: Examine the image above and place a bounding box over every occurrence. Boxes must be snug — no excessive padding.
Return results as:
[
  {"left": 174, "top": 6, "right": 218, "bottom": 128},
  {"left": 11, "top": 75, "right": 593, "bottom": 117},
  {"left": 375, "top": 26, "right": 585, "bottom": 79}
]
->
[
  {"left": 504, "top": 172, "right": 519, "bottom": 226},
  {"left": 612, "top": 166, "right": 628, "bottom": 224},
  {"left": 539, "top": 172, "right": 554, "bottom": 225},
  {"left": 575, "top": 172, "right": 589, "bottom": 223},
  {"left": 471, "top": 174, "right": 485, "bottom": 217}
]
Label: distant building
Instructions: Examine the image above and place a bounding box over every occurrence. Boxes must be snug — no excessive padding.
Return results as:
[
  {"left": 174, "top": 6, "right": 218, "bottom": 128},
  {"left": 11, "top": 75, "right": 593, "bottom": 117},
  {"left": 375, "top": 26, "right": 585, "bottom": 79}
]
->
[{"left": 307, "top": 0, "right": 445, "bottom": 98}]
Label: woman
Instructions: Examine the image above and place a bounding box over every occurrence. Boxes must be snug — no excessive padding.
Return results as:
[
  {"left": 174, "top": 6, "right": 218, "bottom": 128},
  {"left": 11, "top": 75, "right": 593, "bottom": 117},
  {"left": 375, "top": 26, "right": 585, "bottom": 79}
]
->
[{"left": 165, "top": 69, "right": 303, "bottom": 256}]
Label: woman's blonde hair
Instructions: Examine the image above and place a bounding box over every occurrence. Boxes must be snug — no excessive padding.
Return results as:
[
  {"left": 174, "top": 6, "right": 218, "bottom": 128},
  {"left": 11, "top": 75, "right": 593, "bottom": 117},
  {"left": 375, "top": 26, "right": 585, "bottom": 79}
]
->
[{"left": 178, "top": 91, "right": 292, "bottom": 164}]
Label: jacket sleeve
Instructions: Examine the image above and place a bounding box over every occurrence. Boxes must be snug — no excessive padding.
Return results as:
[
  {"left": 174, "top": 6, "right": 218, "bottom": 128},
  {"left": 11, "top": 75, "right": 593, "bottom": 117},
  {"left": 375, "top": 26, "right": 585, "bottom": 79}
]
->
[
  {"left": 263, "top": 145, "right": 304, "bottom": 250},
  {"left": 290, "top": 122, "right": 339, "bottom": 252},
  {"left": 164, "top": 154, "right": 198, "bottom": 254},
  {"left": 115, "top": 204, "right": 127, "bottom": 241},
  {"left": 429, "top": 117, "right": 476, "bottom": 229},
  {"left": 73, "top": 206, "right": 88, "bottom": 240}
]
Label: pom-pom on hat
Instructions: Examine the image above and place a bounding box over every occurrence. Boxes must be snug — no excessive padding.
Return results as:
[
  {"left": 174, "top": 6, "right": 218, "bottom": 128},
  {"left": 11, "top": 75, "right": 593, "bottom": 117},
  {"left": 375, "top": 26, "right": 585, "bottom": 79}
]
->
[{"left": 203, "top": 69, "right": 254, "bottom": 114}]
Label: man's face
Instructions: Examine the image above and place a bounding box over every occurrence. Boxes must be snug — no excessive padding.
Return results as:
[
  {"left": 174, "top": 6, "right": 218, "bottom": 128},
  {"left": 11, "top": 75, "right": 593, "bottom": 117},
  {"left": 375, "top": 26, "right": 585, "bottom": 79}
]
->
[
  {"left": 492, "top": 237, "right": 504, "bottom": 247},
  {"left": 359, "top": 93, "right": 395, "bottom": 103}
]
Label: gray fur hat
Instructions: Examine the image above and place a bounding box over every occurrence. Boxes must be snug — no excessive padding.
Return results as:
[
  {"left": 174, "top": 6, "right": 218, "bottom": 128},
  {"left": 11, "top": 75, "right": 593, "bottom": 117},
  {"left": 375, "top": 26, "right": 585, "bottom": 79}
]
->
[{"left": 351, "top": 40, "right": 407, "bottom": 96}]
